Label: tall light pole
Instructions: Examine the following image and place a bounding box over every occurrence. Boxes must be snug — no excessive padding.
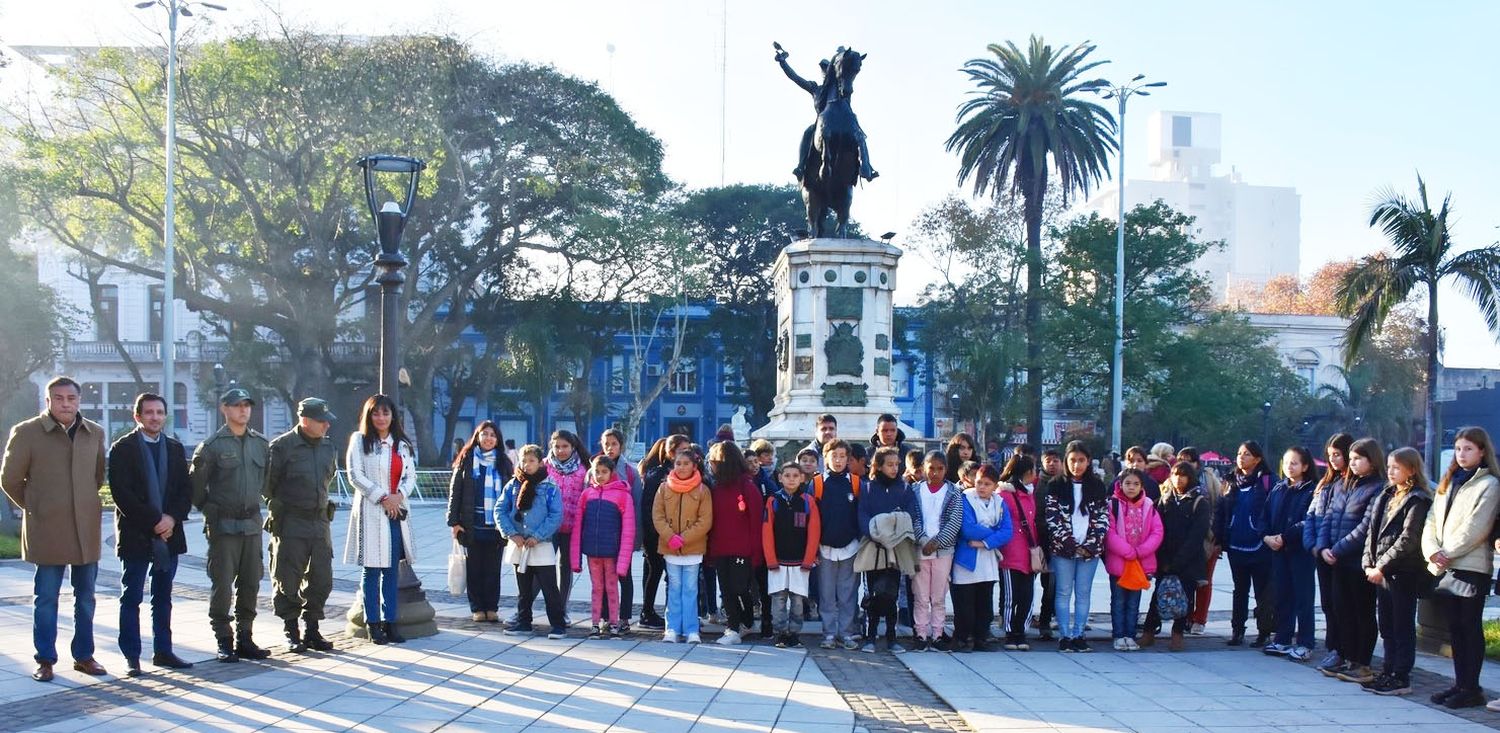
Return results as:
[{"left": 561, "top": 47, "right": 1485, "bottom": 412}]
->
[
  {"left": 135, "top": 0, "right": 225, "bottom": 431},
  {"left": 1096, "top": 75, "right": 1165, "bottom": 457},
  {"left": 353, "top": 154, "right": 434, "bottom": 640}
]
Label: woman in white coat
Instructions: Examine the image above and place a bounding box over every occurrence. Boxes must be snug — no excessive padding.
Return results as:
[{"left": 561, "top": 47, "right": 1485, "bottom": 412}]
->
[
  {"left": 1421, "top": 426, "right": 1500, "bottom": 709},
  {"left": 344, "top": 394, "right": 419, "bottom": 644}
]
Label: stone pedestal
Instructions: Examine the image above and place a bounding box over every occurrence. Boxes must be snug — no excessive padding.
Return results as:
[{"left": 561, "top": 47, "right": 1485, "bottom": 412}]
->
[
  {"left": 753, "top": 238, "right": 921, "bottom": 446},
  {"left": 1416, "top": 597, "right": 1452, "bottom": 656},
  {"left": 345, "top": 560, "right": 439, "bottom": 640}
]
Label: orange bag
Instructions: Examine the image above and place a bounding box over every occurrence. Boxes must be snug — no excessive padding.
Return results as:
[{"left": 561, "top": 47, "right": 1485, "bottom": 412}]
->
[{"left": 1120, "top": 558, "right": 1151, "bottom": 591}]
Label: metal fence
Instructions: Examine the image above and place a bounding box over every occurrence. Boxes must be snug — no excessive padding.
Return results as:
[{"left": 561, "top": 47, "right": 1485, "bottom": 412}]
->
[{"left": 332, "top": 469, "right": 452, "bottom": 507}]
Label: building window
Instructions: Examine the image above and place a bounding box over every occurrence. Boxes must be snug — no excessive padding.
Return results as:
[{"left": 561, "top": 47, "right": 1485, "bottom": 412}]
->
[
  {"left": 554, "top": 360, "right": 583, "bottom": 393},
  {"left": 148, "top": 285, "right": 165, "bottom": 342},
  {"left": 1172, "top": 115, "right": 1192, "bottom": 147},
  {"left": 608, "top": 355, "right": 629, "bottom": 394},
  {"left": 1297, "top": 362, "right": 1317, "bottom": 395},
  {"left": 97, "top": 285, "right": 119, "bottom": 340},
  {"left": 670, "top": 358, "right": 698, "bottom": 395},
  {"left": 721, "top": 362, "right": 744, "bottom": 397},
  {"left": 892, "top": 360, "right": 910, "bottom": 399}
]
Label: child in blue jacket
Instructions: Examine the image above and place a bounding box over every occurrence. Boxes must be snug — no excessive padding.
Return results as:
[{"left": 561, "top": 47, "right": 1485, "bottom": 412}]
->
[{"left": 950, "top": 465, "right": 1013, "bottom": 653}]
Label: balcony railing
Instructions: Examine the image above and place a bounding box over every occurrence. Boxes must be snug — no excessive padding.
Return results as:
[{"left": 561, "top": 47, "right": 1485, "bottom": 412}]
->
[{"left": 66, "top": 341, "right": 377, "bottom": 365}]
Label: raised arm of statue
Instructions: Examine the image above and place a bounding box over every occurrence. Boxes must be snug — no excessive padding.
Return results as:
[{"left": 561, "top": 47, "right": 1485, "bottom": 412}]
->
[{"left": 774, "top": 42, "right": 818, "bottom": 96}]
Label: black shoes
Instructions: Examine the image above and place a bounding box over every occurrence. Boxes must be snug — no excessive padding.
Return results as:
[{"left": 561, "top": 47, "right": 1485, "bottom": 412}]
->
[
  {"left": 1431, "top": 686, "right": 1462, "bottom": 705},
  {"left": 638, "top": 614, "right": 666, "bottom": 630},
  {"left": 152, "top": 652, "right": 194, "bottom": 670},
  {"left": 125, "top": 658, "right": 143, "bottom": 677},
  {"left": 1249, "top": 633, "right": 1269, "bottom": 649},
  {"left": 284, "top": 619, "right": 307, "bottom": 653},
  {"left": 369, "top": 622, "right": 389, "bottom": 645},
  {"left": 215, "top": 637, "right": 239, "bottom": 663},
  {"left": 1444, "top": 689, "right": 1487, "bottom": 709},
  {"left": 237, "top": 636, "right": 272, "bottom": 660},
  {"left": 1227, "top": 631, "right": 1245, "bottom": 647}
]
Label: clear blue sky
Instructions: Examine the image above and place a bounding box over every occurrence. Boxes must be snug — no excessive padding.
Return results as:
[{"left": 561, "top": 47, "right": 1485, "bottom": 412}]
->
[{"left": 5, "top": 0, "right": 1498, "bottom": 367}]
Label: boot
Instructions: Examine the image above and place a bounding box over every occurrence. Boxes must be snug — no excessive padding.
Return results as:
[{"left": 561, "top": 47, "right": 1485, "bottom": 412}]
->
[
  {"left": 1169, "top": 631, "right": 1185, "bottom": 652},
  {"left": 1227, "top": 630, "right": 1245, "bottom": 647},
  {"left": 383, "top": 621, "right": 406, "bottom": 644},
  {"left": 368, "top": 621, "right": 389, "bottom": 645},
  {"left": 1137, "top": 631, "right": 1156, "bottom": 649},
  {"left": 303, "top": 619, "right": 334, "bottom": 652},
  {"left": 236, "top": 627, "right": 272, "bottom": 661},
  {"left": 284, "top": 618, "right": 307, "bottom": 654},
  {"left": 215, "top": 634, "right": 240, "bottom": 663}
]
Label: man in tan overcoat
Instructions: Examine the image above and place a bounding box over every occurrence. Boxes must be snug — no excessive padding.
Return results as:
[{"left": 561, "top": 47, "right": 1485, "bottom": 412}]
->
[{"left": 0, "top": 376, "right": 108, "bottom": 682}]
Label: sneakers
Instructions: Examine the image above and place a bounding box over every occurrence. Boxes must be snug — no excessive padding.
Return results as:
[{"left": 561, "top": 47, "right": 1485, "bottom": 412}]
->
[
  {"left": 889, "top": 642, "right": 907, "bottom": 654},
  {"left": 1360, "top": 672, "right": 1390, "bottom": 690},
  {"left": 639, "top": 614, "right": 666, "bottom": 630},
  {"left": 1003, "top": 641, "right": 1020, "bottom": 651},
  {"left": 860, "top": 642, "right": 877, "bottom": 654},
  {"left": 1262, "top": 642, "right": 1291, "bottom": 656},
  {"left": 717, "top": 630, "right": 742, "bottom": 646},
  {"left": 686, "top": 633, "right": 702, "bottom": 644},
  {"left": 774, "top": 635, "right": 789, "bottom": 649},
  {"left": 933, "top": 635, "right": 953, "bottom": 652},
  {"left": 1445, "top": 689, "right": 1487, "bottom": 709},
  {"left": 1074, "top": 638, "right": 1092, "bottom": 653},
  {"left": 1188, "top": 623, "right": 1205, "bottom": 635},
  {"left": 1372, "top": 677, "right": 1412, "bottom": 696},
  {"left": 587, "top": 624, "right": 608, "bottom": 640},
  {"left": 609, "top": 624, "right": 624, "bottom": 639},
  {"left": 1336, "top": 664, "right": 1376, "bottom": 684},
  {"left": 819, "top": 637, "right": 837, "bottom": 650},
  {"left": 1249, "top": 633, "right": 1269, "bottom": 649},
  {"left": 841, "top": 636, "right": 860, "bottom": 651},
  {"left": 1287, "top": 646, "right": 1311, "bottom": 662},
  {"left": 1014, "top": 641, "right": 1030, "bottom": 652},
  {"left": 913, "top": 637, "right": 930, "bottom": 652},
  {"left": 1112, "top": 638, "right": 1129, "bottom": 651},
  {"left": 784, "top": 635, "right": 802, "bottom": 648},
  {"left": 1316, "top": 651, "right": 1342, "bottom": 671},
  {"left": 1485, "top": 697, "right": 1500, "bottom": 712},
  {"left": 505, "top": 624, "right": 534, "bottom": 636},
  {"left": 662, "top": 632, "right": 679, "bottom": 644},
  {"left": 1059, "top": 637, "right": 1075, "bottom": 653},
  {"left": 546, "top": 628, "right": 566, "bottom": 640}
]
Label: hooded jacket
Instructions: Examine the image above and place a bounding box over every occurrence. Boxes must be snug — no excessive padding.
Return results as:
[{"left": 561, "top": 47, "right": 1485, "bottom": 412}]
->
[
  {"left": 998, "top": 483, "right": 1039, "bottom": 574},
  {"left": 1104, "top": 487, "right": 1164, "bottom": 577},
  {"left": 1216, "top": 465, "right": 1273, "bottom": 555},
  {"left": 1044, "top": 472, "right": 1109, "bottom": 559},
  {"left": 1156, "top": 485, "right": 1211, "bottom": 584},
  {"left": 570, "top": 477, "right": 636, "bottom": 576},
  {"left": 953, "top": 488, "right": 1013, "bottom": 573},
  {"left": 868, "top": 427, "right": 912, "bottom": 466}
]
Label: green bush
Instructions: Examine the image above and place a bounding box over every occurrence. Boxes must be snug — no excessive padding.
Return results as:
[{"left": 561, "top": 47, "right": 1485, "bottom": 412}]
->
[
  {"left": 0, "top": 533, "right": 19, "bottom": 560},
  {"left": 1486, "top": 619, "right": 1500, "bottom": 660}
]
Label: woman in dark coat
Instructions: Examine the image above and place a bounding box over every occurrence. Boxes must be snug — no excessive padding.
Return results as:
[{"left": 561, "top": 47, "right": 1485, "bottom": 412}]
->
[{"left": 1142, "top": 461, "right": 1212, "bottom": 652}]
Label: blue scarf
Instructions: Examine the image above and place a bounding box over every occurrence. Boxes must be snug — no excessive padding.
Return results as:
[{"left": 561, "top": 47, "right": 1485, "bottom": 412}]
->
[
  {"left": 138, "top": 431, "right": 171, "bottom": 562},
  {"left": 473, "top": 449, "right": 502, "bottom": 528}
]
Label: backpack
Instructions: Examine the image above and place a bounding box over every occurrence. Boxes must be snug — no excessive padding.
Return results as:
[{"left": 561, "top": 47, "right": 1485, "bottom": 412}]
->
[
  {"left": 1156, "top": 575, "right": 1189, "bottom": 620},
  {"left": 812, "top": 473, "right": 861, "bottom": 502}
]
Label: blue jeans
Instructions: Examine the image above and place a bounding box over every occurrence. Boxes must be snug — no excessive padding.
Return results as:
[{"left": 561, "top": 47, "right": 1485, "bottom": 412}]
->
[
  {"left": 1272, "top": 548, "right": 1316, "bottom": 647},
  {"left": 361, "top": 519, "right": 405, "bottom": 624},
  {"left": 665, "top": 562, "right": 701, "bottom": 636},
  {"left": 1050, "top": 555, "right": 1099, "bottom": 638},
  {"left": 33, "top": 563, "right": 97, "bottom": 664},
  {"left": 120, "top": 552, "right": 178, "bottom": 660},
  {"left": 1109, "top": 576, "right": 1141, "bottom": 639}
]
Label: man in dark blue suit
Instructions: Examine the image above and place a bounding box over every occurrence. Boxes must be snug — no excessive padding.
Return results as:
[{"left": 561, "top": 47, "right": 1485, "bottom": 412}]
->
[{"left": 108, "top": 392, "right": 194, "bottom": 676}]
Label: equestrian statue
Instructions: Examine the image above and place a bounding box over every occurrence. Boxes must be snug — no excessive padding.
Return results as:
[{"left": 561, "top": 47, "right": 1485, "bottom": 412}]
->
[{"left": 774, "top": 42, "right": 876, "bottom": 239}]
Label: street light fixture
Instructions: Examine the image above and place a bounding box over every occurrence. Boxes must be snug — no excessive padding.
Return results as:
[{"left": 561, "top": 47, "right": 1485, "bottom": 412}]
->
[
  {"left": 134, "top": 0, "right": 225, "bottom": 434},
  {"left": 355, "top": 154, "right": 425, "bottom": 403},
  {"left": 1262, "top": 401, "right": 1273, "bottom": 453},
  {"left": 1095, "top": 74, "right": 1166, "bottom": 457}
]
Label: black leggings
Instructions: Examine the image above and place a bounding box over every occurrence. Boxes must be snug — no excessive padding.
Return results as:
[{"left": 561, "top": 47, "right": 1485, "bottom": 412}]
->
[
  {"left": 1331, "top": 567, "right": 1377, "bottom": 665},
  {"left": 756, "top": 564, "right": 774, "bottom": 633},
  {"left": 863, "top": 569, "right": 900, "bottom": 642},
  {"left": 515, "top": 564, "right": 565, "bottom": 630},
  {"left": 464, "top": 530, "right": 503, "bottom": 613},
  {"left": 1145, "top": 578, "right": 1198, "bottom": 635},
  {"left": 715, "top": 557, "right": 755, "bottom": 631},
  {"left": 1441, "top": 588, "right": 1488, "bottom": 690},
  {"left": 1001, "top": 569, "right": 1036, "bottom": 641},
  {"left": 618, "top": 560, "right": 635, "bottom": 622},
  {"left": 1316, "top": 563, "right": 1338, "bottom": 653},
  {"left": 641, "top": 550, "right": 665, "bottom": 619}
]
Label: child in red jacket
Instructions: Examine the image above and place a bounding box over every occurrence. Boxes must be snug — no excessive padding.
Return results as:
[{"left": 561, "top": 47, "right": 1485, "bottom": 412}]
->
[
  {"left": 763, "top": 462, "right": 821, "bottom": 648},
  {"left": 570, "top": 456, "right": 636, "bottom": 639}
]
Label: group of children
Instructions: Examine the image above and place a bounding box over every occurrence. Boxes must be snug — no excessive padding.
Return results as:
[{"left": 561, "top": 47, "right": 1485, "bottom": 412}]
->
[{"left": 451, "top": 418, "right": 1500, "bottom": 708}]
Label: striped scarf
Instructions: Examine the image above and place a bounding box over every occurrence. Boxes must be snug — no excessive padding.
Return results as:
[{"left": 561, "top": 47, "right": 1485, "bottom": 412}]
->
[{"left": 473, "top": 449, "right": 502, "bottom": 528}]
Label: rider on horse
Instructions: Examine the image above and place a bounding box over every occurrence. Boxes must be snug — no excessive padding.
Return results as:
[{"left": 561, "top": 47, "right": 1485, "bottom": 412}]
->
[{"left": 775, "top": 44, "right": 878, "bottom": 183}]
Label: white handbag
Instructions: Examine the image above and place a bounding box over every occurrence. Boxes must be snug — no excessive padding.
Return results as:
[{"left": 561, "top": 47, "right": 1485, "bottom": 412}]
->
[{"left": 447, "top": 539, "right": 468, "bottom": 595}]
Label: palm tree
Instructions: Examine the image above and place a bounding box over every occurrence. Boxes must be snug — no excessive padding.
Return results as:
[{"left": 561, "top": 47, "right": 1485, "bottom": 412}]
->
[
  {"left": 946, "top": 36, "right": 1116, "bottom": 454},
  {"left": 1336, "top": 175, "right": 1500, "bottom": 470}
]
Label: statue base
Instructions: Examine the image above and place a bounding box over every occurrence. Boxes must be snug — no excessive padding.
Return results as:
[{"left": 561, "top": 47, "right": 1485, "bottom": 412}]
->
[
  {"left": 344, "top": 560, "right": 439, "bottom": 640},
  {"left": 753, "top": 237, "right": 921, "bottom": 449}
]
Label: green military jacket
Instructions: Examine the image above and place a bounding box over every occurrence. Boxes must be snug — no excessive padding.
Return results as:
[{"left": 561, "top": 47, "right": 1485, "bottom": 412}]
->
[
  {"left": 263, "top": 426, "right": 339, "bottom": 539},
  {"left": 190, "top": 425, "right": 270, "bottom": 536}
]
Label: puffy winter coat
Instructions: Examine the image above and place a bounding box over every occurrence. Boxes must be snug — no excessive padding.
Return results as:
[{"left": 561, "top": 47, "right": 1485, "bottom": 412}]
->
[{"left": 1103, "top": 488, "right": 1164, "bottom": 577}]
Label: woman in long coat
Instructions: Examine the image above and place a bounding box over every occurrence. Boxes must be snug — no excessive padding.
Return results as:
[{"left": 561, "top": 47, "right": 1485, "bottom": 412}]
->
[{"left": 344, "top": 394, "right": 418, "bottom": 644}]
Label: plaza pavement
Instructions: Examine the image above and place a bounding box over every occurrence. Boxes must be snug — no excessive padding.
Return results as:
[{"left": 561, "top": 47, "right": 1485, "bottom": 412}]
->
[{"left": 0, "top": 503, "right": 1496, "bottom": 732}]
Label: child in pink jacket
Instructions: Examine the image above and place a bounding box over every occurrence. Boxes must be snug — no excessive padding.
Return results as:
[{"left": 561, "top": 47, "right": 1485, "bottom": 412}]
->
[
  {"left": 570, "top": 456, "right": 637, "bottom": 638},
  {"left": 1105, "top": 468, "right": 1164, "bottom": 650},
  {"left": 998, "top": 455, "right": 1042, "bottom": 650}
]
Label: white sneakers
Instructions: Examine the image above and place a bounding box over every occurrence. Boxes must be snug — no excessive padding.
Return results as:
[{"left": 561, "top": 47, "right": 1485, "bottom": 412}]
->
[
  {"left": 717, "top": 630, "right": 742, "bottom": 646},
  {"left": 686, "top": 633, "right": 702, "bottom": 644},
  {"left": 1112, "top": 638, "right": 1140, "bottom": 651},
  {"left": 1189, "top": 623, "right": 1205, "bottom": 635},
  {"left": 662, "top": 632, "right": 679, "bottom": 643}
]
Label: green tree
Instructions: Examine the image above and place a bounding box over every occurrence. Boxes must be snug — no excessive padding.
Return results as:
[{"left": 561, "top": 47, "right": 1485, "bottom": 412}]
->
[
  {"left": 6, "top": 32, "right": 668, "bottom": 463},
  {"left": 946, "top": 36, "right": 1117, "bottom": 454},
  {"left": 0, "top": 239, "right": 59, "bottom": 434},
  {"left": 674, "top": 185, "right": 808, "bottom": 427},
  {"left": 1043, "top": 202, "right": 1219, "bottom": 411},
  {"left": 1336, "top": 175, "right": 1500, "bottom": 469}
]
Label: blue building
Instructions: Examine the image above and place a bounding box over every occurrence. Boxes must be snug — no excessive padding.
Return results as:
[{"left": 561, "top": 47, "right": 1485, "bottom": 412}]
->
[{"left": 432, "top": 304, "right": 939, "bottom": 456}]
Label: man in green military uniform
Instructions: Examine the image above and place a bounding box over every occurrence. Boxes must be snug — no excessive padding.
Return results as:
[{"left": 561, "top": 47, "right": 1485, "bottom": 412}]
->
[
  {"left": 190, "top": 388, "right": 273, "bottom": 663},
  {"left": 264, "top": 398, "right": 340, "bottom": 653}
]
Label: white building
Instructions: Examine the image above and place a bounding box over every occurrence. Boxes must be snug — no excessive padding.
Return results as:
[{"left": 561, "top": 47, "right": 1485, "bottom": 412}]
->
[
  {"left": 1084, "top": 111, "right": 1301, "bottom": 300},
  {"left": 1244, "top": 313, "right": 1348, "bottom": 396}
]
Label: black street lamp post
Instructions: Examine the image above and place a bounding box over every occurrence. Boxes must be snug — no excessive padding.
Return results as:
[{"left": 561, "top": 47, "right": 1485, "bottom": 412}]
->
[
  {"left": 350, "top": 154, "right": 436, "bottom": 640},
  {"left": 1262, "top": 401, "right": 1273, "bottom": 454}
]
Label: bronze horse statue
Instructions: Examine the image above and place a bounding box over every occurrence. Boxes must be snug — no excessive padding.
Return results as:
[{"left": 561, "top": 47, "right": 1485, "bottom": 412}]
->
[{"left": 776, "top": 44, "right": 872, "bottom": 239}]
